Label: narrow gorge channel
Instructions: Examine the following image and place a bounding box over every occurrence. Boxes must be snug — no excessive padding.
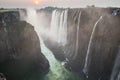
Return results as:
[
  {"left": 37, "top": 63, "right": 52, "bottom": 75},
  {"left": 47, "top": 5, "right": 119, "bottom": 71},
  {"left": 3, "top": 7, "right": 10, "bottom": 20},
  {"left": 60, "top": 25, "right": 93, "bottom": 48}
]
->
[{"left": 25, "top": 8, "right": 82, "bottom": 80}]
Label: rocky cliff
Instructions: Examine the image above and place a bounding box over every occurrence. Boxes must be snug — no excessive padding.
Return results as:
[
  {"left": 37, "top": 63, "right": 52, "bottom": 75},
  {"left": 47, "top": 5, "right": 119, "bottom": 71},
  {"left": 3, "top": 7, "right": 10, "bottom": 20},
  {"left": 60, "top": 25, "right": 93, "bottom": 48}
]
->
[
  {"left": 38, "top": 7, "right": 120, "bottom": 80},
  {"left": 0, "top": 10, "right": 49, "bottom": 80},
  {"left": 0, "top": 11, "right": 20, "bottom": 26}
]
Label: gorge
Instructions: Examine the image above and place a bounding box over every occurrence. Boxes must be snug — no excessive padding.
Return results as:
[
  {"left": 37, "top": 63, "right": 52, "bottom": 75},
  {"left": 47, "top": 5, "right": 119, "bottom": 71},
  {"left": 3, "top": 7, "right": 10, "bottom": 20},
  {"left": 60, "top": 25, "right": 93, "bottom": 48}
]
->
[
  {"left": 0, "top": 7, "right": 120, "bottom": 80},
  {"left": 35, "top": 7, "right": 120, "bottom": 80}
]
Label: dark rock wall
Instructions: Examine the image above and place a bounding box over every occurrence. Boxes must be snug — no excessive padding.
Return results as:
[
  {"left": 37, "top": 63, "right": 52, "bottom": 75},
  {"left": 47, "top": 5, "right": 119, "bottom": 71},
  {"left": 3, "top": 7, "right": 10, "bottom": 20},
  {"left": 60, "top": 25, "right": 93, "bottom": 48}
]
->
[
  {"left": 0, "top": 11, "right": 49, "bottom": 80},
  {"left": 39, "top": 7, "right": 120, "bottom": 80},
  {"left": 110, "top": 46, "right": 120, "bottom": 80},
  {"left": 0, "top": 11, "right": 20, "bottom": 26},
  {"left": 66, "top": 8, "right": 120, "bottom": 80}
]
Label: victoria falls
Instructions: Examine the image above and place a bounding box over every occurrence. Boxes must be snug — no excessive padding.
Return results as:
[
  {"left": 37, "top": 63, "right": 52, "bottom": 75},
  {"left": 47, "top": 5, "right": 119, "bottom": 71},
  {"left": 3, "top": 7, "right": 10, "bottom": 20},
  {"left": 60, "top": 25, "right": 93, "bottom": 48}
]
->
[{"left": 0, "top": 6, "right": 120, "bottom": 80}]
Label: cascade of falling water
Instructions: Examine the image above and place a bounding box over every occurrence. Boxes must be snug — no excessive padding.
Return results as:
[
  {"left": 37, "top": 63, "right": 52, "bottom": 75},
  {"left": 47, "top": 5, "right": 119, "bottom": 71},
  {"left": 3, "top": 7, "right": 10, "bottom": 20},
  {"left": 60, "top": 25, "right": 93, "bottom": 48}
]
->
[
  {"left": 73, "top": 11, "right": 82, "bottom": 60},
  {"left": 26, "top": 8, "right": 37, "bottom": 26},
  {"left": 25, "top": 8, "right": 40, "bottom": 36},
  {"left": 50, "top": 9, "right": 68, "bottom": 46},
  {"left": 24, "top": 8, "right": 81, "bottom": 80},
  {"left": 83, "top": 16, "right": 103, "bottom": 78},
  {"left": 25, "top": 8, "right": 47, "bottom": 37},
  {"left": 50, "top": 10, "right": 59, "bottom": 40},
  {"left": 58, "top": 11, "right": 64, "bottom": 44}
]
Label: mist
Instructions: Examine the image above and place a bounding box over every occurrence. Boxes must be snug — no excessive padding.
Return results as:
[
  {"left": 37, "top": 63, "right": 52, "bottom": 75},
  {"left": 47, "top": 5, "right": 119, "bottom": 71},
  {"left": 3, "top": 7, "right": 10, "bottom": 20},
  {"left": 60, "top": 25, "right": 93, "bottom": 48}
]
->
[{"left": 0, "top": 0, "right": 120, "bottom": 79}]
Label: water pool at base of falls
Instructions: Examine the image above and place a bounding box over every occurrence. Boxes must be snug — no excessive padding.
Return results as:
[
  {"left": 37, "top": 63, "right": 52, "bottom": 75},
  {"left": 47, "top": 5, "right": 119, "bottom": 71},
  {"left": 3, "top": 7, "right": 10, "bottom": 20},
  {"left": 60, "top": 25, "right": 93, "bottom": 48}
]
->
[{"left": 39, "top": 39, "right": 82, "bottom": 80}]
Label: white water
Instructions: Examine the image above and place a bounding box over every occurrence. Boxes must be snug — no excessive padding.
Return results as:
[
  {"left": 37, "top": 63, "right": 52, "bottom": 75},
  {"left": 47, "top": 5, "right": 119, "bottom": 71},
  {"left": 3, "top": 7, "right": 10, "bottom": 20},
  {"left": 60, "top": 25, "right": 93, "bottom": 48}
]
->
[
  {"left": 83, "top": 16, "right": 103, "bottom": 77},
  {"left": 50, "top": 9, "right": 68, "bottom": 46},
  {"left": 25, "top": 8, "right": 81, "bottom": 80},
  {"left": 40, "top": 39, "right": 81, "bottom": 80},
  {"left": 25, "top": 8, "right": 49, "bottom": 38},
  {"left": 73, "top": 11, "right": 82, "bottom": 60},
  {"left": 25, "top": 8, "right": 41, "bottom": 37}
]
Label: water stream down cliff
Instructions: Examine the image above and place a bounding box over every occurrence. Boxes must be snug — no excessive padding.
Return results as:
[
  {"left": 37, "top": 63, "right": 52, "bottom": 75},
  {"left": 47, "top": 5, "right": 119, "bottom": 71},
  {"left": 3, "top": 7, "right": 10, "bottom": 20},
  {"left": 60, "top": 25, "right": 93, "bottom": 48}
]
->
[
  {"left": 25, "top": 8, "right": 81, "bottom": 80},
  {"left": 40, "top": 39, "right": 81, "bottom": 80},
  {"left": 24, "top": 7, "right": 120, "bottom": 80}
]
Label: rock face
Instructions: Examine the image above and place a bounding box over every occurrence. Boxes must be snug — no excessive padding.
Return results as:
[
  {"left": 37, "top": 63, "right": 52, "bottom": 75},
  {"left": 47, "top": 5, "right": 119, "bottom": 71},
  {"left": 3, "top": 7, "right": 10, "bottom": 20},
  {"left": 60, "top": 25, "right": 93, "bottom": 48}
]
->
[
  {"left": 110, "top": 46, "right": 120, "bottom": 80},
  {"left": 0, "top": 11, "right": 20, "bottom": 26},
  {"left": 66, "top": 8, "right": 120, "bottom": 80},
  {"left": 38, "top": 7, "right": 120, "bottom": 80},
  {"left": 0, "top": 11, "right": 49, "bottom": 80}
]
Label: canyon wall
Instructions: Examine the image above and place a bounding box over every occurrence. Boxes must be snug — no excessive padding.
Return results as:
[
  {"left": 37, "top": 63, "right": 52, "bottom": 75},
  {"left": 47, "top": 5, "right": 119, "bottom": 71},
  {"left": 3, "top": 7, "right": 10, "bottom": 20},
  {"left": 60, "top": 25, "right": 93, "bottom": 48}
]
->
[
  {"left": 0, "top": 10, "right": 49, "bottom": 80},
  {"left": 38, "top": 7, "right": 120, "bottom": 80}
]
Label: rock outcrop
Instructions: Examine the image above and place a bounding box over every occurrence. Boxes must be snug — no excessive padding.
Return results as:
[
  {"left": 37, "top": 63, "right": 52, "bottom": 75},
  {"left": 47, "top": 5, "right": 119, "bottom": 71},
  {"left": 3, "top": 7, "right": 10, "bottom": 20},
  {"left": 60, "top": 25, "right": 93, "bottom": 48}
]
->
[
  {"left": 0, "top": 11, "right": 49, "bottom": 80},
  {"left": 0, "top": 11, "right": 20, "bottom": 26}
]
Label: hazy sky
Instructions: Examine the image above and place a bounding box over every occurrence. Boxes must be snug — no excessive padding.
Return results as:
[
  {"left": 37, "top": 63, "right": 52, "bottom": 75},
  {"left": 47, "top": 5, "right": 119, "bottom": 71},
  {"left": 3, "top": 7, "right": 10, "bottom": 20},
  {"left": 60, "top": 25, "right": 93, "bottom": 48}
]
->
[{"left": 0, "top": 0, "right": 120, "bottom": 8}]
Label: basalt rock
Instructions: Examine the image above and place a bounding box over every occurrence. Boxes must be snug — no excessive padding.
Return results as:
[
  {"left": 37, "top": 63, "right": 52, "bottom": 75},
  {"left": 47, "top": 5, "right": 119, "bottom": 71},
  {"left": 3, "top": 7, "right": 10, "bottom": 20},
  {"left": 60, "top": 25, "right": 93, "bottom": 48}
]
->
[{"left": 0, "top": 11, "right": 20, "bottom": 26}]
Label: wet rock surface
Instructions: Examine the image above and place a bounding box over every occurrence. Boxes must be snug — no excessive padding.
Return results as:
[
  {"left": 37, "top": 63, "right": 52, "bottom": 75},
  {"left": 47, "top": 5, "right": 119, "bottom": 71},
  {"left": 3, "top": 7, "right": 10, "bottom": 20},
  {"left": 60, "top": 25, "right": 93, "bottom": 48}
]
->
[
  {"left": 0, "top": 12, "right": 49, "bottom": 80},
  {"left": 38, "top": 7, "right": 120, "bottom": 80}
]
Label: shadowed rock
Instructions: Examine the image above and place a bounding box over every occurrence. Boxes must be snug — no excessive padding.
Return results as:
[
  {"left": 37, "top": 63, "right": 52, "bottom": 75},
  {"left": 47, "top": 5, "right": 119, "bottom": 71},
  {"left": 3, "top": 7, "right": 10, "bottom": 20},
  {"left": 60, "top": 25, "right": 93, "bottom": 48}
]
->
[{"left": 0, "top": 11, "right": 49, "bottom": 80}]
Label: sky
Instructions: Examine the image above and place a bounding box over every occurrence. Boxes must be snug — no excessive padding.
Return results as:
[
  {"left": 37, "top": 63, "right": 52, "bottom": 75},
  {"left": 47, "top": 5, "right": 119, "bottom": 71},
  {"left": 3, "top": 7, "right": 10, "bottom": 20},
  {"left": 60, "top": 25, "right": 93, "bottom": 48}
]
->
[{"left": 0, "top": 0, "right": 120, "bottom": 8}]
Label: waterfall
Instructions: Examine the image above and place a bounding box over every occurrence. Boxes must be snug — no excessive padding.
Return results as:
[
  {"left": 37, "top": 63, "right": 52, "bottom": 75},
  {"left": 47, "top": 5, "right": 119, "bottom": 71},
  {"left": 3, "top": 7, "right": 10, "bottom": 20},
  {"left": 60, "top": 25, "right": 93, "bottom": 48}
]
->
[
  {"left": 26, "top": 8, "right": 38, "bottom": 27},
  {"left": 25, "top": 8, "right": 40, "bottom": 35},
  {"left": 24, "top": 8, "right": 48, "bottom": 38},
  {"left": 73, "top": 11, "right": 82, "bottom": 60},
  {"left": 50, "top": 9, "right": 68, "bottom": 46},
  {"left": 24, "top": 8, "right": 81, "bottom": 80},
  {"left": 83, "top": 16, "right": 103, "bottom": 77}
]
